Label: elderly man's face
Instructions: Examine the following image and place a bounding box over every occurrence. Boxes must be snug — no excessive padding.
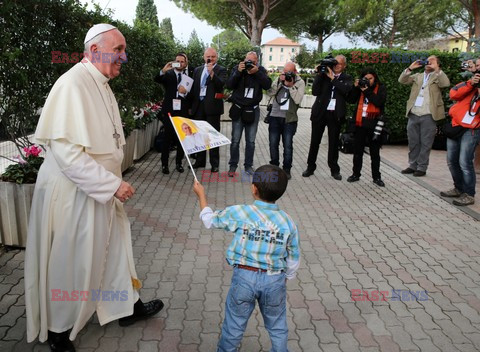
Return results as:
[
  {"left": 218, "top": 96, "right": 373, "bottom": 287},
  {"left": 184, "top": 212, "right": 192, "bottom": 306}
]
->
[
  {"left": 204, "top": 49, "right": 218, "bottom": 65},
  {"left": 92, "top": 29, "right": 127, "bottom": 79},
  {"left": 333, "top": 56, "right": 346, "bottom": 74},
  {"left": 182, "top": 124, "right": 192, "bottom": 135},
  {"left": 245, "top": 53, "right": 258, "bottom": 65},
  {"left": 283, "top": 63, "right": 295, "bottom": 73}
]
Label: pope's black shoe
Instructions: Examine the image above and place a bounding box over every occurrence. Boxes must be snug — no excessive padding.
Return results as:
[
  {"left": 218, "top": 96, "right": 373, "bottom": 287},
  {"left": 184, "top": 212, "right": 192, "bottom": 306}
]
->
[
  {"left": 48, "top": 330, "right": 75, "bottom": 352},
  {"left": 118, "top": 299, "right": 164, "bottom": 327}
]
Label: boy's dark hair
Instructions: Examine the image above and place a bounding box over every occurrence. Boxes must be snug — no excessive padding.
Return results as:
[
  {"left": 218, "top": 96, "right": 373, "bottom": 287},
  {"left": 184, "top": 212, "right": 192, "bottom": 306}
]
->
[{"left": 252, "top": 165, "right": 288, "bottom": 202}]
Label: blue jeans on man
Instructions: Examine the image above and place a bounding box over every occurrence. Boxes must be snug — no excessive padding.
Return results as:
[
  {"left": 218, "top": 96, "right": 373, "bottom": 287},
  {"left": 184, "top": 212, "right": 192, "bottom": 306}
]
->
[
  {"left": 229, "top": 108, "right": 260, "bottom": 169},
  {"left": 447, "top": 129, "right": 480, "bottom": 196},
  {"left": 268, "top": 116, "right": 297, "bottom": 170},
  {"left": 217, "top": 267, "right": 288, "bottom": 352}
]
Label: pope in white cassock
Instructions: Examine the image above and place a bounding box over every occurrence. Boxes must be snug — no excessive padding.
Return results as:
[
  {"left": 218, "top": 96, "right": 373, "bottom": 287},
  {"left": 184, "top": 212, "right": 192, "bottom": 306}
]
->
[{"left": 24, "top": 24, "right": 163, "bottom": 352}]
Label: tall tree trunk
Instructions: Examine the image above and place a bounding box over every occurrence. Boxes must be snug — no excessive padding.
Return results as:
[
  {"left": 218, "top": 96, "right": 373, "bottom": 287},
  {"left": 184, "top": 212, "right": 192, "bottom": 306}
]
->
[
  {"left": 388, "top": 15, "right": 397, "bottom": 48},
  {"left": 317, "top": 35, "right": 324, "bottom": 53},
  {"left": 250, "top": 18, "right": 263, "bottom": 46},
  {"left": 474, "top": 0, "right": 480, "bottom": 38}
]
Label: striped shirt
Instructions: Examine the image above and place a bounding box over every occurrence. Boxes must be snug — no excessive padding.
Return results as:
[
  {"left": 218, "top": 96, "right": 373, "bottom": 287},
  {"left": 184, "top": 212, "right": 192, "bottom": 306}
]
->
[{"left": 199, "top": 200, "right": 300, "bottom": 279}]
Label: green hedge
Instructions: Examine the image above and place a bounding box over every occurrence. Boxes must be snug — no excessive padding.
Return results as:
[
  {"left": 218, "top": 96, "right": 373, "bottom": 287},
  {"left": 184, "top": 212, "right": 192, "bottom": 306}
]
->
[
  {"left": 309, "top": 49, "right": 463, "bottom": 142},
  {"left": 0, "top": 0, "right": 197, "bottom": 145}
]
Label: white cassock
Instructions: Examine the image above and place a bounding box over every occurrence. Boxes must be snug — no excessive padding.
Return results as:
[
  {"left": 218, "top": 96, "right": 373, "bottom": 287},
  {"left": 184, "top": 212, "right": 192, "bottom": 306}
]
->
[{"left": 25, "top": 59, "right": 140, "bottom": 343}]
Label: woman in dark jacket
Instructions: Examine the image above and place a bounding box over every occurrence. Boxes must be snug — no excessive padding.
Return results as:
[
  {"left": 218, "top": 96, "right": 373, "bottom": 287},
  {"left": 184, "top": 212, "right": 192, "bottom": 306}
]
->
[{"left": 347, "top": 67, "right": 387, "bottom": 186}]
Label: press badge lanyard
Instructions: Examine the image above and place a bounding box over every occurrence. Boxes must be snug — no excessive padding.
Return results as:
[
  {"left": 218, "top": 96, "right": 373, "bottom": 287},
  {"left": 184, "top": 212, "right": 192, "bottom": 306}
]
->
[
  {"left": 173, "top": 69, "right": 184, "bottom": 110},
  {"left": 414, "top": 72, "right": 431, "bottom": 107},
  {"left": 420, "top": 72, "right": 431, "bottom": 96},
  {"left": 362, "top": 97, "right": 369, "bottom": 117},
  {"left": 327, "top": 87, "right": 336, "bottom": 111}
]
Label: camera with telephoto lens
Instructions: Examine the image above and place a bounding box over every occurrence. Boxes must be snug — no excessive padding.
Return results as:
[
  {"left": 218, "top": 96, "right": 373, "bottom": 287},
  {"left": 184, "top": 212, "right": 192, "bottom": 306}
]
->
[
  {"left": 244, "top": 60, "right": 255, "bottom": 70},
  {"left": 372, "top": 120, "right": 385, "bottom": 142},
  {"left": 284, "top": 71, "right": 295, "bottom": 82},
  {"left": 316, "top": 54, "right": 338, "bottom": 74},
  {"left": 359, "top": 77, "right": 370, "bottom": 89}
]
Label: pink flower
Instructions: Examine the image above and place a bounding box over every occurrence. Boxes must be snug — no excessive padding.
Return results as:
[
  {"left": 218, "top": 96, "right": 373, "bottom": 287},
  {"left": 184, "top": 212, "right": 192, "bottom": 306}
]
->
[
  {"left": 14, "top": 155, "right": 27, "bottom": 164},
  {"left": 23, "top": 145, "right": 42, "bottom": 157}
]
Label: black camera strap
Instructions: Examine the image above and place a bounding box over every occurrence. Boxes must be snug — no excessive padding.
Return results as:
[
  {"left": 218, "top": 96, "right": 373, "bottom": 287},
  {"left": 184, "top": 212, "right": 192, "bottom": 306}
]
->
[
  {"left": 468, "top": 92, "right": 480, "bottom": 116},
  {"left": 274, "top": 82, "right": 290, "bottom": 106}
]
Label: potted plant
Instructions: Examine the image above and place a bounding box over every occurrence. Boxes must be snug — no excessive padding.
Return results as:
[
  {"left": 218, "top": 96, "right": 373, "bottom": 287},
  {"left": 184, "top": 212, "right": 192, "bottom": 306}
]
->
[{"left": 0, "top": 145, "right": 44, "bottom": 247}]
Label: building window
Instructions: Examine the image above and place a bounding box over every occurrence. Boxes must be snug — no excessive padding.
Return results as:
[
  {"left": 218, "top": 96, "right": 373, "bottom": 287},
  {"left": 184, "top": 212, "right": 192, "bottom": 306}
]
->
[
  {"left": 269, "top": 55, "right": 272, "bottom": 61},
  {"left": 455, "top": 39, "right": 459, "bottom": 43},
  {"left": 281, "top": 47, "right": 284, "bottom": 52},
  {"left": 269, "top": 47, "right": 272, "bottom": 52},
  {"left": 452, "top": 48, "right": 459, "bottom": 52},
  {"left": 280, "top": 55, "right": 284, "bottom": 62},
  {"left": 292, "top": 48, "right": 295, "bottom": 52}
]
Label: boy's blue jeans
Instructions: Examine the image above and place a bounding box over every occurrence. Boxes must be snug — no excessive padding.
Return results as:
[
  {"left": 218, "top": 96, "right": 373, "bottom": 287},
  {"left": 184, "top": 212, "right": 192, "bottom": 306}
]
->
[{"left": 217, "top": 267, "right": 288, "bottom": 352}]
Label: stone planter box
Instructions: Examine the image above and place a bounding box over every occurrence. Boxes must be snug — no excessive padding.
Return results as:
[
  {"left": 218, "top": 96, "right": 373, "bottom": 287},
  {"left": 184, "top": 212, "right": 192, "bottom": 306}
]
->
[
  {"left": 133, "top": 120, "right": 162, "bottom": 161},
  {"left": 121, "top": 130, "right": 136, "bottom": 173},
  {"left": 0, "top": 182, "right": 35, "bottom": 248}
]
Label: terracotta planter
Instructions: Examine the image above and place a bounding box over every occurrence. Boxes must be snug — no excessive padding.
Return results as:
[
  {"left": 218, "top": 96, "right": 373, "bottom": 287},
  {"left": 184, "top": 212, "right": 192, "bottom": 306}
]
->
[
  {"left": 121, "top": 130, "right": 136, "bottom": 173},
  {"left": 0, "top": 182, "right": 35, "bottom": 248}
]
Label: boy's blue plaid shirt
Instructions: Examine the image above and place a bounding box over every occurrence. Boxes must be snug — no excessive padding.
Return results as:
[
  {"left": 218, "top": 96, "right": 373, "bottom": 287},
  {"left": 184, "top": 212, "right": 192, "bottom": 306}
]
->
[{"left": 199, "top": 200, "right": 300, "bottom": 279}]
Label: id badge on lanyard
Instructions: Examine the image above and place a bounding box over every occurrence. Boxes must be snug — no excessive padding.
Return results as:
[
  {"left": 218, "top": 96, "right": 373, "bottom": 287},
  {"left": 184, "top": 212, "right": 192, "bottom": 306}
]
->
[
  {"left": 327, "top": 88, "right": 336, "bottom": 111},
  {"left": 173, "top": 99, "right": 181, "bottom": 110},
  {"left": 415, "top": 73, "right": 430, "bottom": 107}
]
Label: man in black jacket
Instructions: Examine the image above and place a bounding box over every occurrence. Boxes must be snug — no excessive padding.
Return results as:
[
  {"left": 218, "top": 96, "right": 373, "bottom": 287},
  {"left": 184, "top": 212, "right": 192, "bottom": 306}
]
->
[
  {"left": 302, "top": 55, "right": 353, "bottom": 180},
  {"left": 154, "top": 52, "right": 192, "bottom": 174},
  {"left": 226, "top": 51, "right": 272, "bottom": 176},
  {"left": 190, "top": 47, "right": 228, "bottom": 173}
]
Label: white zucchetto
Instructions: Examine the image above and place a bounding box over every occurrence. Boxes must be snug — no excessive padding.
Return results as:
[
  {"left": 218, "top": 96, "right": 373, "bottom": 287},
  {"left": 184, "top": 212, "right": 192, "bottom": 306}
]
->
[{"left": 84, "top": 23, "right": 117, "bottom": 44}]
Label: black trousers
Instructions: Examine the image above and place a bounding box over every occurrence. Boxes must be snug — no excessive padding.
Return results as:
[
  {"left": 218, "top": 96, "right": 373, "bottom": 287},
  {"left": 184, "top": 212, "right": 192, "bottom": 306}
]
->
[
  {"left": 161, "top": 113, "right": 184, "bottom": 166},
  {"left": 194, "top": 101, "right": 221, "bottom": 168},
  {"left": 306, "top": 112, "right": 341, "bottom": 174},
  {"left": 352, "top": 126, "right": 381, "bottom": 180}
]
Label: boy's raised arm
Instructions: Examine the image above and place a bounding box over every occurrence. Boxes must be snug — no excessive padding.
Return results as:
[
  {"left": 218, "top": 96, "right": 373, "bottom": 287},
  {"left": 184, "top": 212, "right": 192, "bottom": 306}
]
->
[{"left": 193, "top": 181, "right": 208, "bottom": 210}]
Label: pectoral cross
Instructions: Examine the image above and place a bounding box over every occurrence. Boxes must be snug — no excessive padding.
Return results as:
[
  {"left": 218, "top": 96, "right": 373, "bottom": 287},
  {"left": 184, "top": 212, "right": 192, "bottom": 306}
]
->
[{"left": 113, "top": 130, "right": 120, "bottom": 149}]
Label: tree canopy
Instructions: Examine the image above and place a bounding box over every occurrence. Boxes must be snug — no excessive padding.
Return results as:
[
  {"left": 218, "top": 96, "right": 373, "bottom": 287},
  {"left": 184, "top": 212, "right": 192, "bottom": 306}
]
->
[
  {"left": 135, "top": 0, "right": 159, "bottom": 27},
  {"left": 173, "top": 0, "right": 300, "bottom": 45}
]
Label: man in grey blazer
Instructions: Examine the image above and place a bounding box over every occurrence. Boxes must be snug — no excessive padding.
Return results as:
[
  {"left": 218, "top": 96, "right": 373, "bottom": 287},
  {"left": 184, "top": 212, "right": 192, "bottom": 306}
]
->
[{"left": 398, "top": 56, "right": 450, "bottom": 176}]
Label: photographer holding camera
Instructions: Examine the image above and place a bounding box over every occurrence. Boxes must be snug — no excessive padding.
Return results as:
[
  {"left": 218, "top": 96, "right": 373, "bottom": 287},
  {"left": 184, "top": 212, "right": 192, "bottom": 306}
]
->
[
  {"left": 302, "top": 54, "right": 353, "bottom": 180},
  {"left": 154, "top": 53, "right": 193, "bottom": 174},
  {"left": 226, "top": 51, "right": 272, "bottom": 176},
  {"left": 439, "top": 63, "right": 480, "bottom": 206},
  {"left": 346, "top": 68, "right": 387, "bottom": 187},
  {"left": 266, "top": 62, "right": 305, "bottom": 179},
  {"left": 398, "top": 55, "right": 450, "bottom": 177}
]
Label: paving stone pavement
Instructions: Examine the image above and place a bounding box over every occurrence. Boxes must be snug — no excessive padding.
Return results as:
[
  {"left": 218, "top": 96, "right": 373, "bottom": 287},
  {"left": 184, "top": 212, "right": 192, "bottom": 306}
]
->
[{"left": 1, "top": 107, "right": 480, "bottom": 352}]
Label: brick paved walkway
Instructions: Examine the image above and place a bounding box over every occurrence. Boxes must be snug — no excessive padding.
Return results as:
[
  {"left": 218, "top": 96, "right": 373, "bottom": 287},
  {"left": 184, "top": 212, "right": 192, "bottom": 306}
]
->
[{"left": 1, "top": 108, "right": 480, "bottom": 351}]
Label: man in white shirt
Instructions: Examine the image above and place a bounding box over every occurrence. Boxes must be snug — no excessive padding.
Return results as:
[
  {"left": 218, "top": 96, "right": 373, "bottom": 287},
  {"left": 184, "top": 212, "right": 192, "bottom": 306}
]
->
[{"left": 25, "top": 24, "right": 163, "bottom": 352}]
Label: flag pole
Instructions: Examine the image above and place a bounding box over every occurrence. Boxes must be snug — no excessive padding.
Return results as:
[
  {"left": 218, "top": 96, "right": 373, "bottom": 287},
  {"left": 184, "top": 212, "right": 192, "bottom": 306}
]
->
[{"left": 169, "top": 113, "right": 198, "bottom": 182}]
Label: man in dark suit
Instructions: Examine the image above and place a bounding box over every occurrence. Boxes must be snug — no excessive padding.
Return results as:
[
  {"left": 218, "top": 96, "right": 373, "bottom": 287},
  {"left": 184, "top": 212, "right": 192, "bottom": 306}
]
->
[
  {"left": 190, "top": 47, "right": 228, "bottom": 173},
  {"left": 302, "top": 55, "right": 353, "bottom": 180},
  {"left": 154, "top": 52, "right": 193, "bottom": 174}
]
